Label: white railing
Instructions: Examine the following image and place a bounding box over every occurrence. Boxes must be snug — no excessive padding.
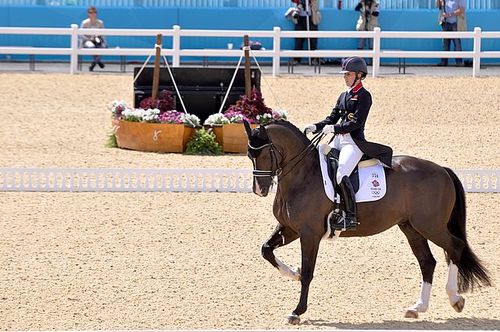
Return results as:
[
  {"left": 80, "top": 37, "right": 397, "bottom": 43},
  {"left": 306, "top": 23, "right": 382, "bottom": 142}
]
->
[
  {"left": 0, "top": 168, "right": 254, "bottom": 193},
  {"left": 0, "top": 168, "right": 498, "bottom": 193},
  {"left": 0, "top": 0, "right": 496, "bottom": 9},
  {"left": 0, "top": 25, "right": 499, "bottom": 77}
]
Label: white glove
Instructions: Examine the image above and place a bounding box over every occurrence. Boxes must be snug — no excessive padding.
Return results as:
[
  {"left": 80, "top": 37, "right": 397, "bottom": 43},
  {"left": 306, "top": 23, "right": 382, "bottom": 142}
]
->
[
  {"left": 322, "top": 125, "right": 335, "bottom": 134},
  {"left": 304, "top": 124, "right": 317, "bottom": 134}
]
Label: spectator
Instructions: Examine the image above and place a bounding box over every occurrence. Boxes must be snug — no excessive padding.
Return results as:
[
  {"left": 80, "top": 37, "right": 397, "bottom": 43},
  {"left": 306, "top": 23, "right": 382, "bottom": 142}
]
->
[
  {"left": 290, "top": 0, "right": 321, "bottom": 65},
  {"left": 436, "top": 0, "right": 466, "bottom": 67},
  {"left": 80, "top": 6, "right": 107, "bottom": 71},
  {"left": 355, "top": 0, "right": 380, "bottom": 51}
]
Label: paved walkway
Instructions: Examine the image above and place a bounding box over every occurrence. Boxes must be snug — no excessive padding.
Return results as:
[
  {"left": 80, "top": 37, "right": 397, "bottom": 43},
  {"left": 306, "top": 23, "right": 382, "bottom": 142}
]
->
[{"left": 0, "top": 60, "right": 499, "bottom": 77}]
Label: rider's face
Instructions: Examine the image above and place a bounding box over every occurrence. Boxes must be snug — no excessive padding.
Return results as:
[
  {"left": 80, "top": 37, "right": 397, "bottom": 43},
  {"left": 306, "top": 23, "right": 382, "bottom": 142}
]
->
[{"left": 343, "top": 71, "right": 356, "bottom": 87}]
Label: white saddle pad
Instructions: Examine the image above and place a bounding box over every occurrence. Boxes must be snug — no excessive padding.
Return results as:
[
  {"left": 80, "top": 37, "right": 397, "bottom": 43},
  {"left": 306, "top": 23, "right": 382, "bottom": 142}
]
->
[{"left": 318, "top": 148, "right": 387, "bottom": 203}]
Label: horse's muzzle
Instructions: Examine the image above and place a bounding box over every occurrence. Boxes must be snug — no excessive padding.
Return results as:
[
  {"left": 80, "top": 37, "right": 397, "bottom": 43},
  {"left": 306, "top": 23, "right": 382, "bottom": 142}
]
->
[{"left": 253, "top": 178, "right": 271, "bottom": 197}]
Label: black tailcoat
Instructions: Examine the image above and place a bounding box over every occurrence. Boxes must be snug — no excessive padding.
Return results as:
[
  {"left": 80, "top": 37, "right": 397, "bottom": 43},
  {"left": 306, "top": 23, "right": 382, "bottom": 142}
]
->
[{"left": 313, "top": 85, "right": 393, "bottom": 167}]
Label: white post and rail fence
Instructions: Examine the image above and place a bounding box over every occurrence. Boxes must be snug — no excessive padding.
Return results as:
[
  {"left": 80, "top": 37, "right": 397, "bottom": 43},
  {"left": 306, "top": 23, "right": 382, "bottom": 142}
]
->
[{"left": 0, "top": 25, "right": 499, "bottom": 77}]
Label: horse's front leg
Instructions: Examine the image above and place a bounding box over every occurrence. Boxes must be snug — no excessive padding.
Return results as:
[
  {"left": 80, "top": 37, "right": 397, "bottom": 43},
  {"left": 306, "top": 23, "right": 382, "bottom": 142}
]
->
[
  {"left": 262, "top": 224, "right": 300, "bottom": 280},
  {"left": 288, "top": 230, "right": 322, "bottom": 325}
]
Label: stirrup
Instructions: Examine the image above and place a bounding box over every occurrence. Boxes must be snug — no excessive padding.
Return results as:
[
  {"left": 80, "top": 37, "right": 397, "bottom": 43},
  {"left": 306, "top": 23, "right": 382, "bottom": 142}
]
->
[{"left": 330, "top": 214, "right": 358, "bottom": 231}]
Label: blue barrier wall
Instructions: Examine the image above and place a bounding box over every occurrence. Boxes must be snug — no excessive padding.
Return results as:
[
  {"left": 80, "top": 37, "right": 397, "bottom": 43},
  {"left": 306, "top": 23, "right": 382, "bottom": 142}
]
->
[{"left": 0, "top": 6, "right": 499, "bottom": 64}]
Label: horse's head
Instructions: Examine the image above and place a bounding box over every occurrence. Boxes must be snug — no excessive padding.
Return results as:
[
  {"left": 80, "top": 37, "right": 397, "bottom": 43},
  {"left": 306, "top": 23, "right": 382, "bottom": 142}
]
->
[{"left": 244, "top": 121, "right": 282, "bottom": 197}]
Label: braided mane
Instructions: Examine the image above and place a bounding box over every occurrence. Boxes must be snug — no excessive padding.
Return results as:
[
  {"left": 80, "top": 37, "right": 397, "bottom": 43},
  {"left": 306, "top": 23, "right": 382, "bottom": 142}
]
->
[{"left": 265, "top": 120, "right": 311, "bottom": 146}]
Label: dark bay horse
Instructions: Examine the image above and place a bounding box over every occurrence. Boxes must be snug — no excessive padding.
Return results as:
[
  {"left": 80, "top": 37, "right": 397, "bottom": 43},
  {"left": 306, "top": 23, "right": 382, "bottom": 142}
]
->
[{"left": 243, "top": 120, "right": 491, "bottom": 325}]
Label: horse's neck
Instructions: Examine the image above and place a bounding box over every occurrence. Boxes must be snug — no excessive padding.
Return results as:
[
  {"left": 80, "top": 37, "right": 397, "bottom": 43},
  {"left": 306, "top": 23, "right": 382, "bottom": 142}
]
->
[{"left": 278, "top": 140, "right": 321, "bottom": 190}]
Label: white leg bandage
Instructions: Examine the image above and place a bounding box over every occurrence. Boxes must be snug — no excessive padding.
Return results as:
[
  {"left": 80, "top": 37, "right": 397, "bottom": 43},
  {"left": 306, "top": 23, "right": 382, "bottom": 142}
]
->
[
  {"left": 276, "top": 258, "right": 300, "bottom": 281},
  {"left": 409, "top": 281, "right": 432, "bottom": 312},
  {"left": 446, "top": 262, "right": 462, "bottom": 305}
]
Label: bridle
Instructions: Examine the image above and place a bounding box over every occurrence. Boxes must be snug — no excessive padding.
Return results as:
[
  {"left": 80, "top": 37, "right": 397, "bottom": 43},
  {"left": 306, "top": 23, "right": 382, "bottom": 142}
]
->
[
  {"left": 248, "top": 142, "right": 283, "bottom": 179},
  {"left": 248, "top": 131, "right": 324, "bottom": 181}
]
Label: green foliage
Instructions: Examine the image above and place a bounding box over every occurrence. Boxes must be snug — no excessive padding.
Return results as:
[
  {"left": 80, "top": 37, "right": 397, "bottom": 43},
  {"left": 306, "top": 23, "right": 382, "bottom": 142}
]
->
[
  {"left": 185, "top": 128, "right": 223, "bottom": 155},
  {"left": 106, "top": 132, "right": 117, "bottom": 148}
]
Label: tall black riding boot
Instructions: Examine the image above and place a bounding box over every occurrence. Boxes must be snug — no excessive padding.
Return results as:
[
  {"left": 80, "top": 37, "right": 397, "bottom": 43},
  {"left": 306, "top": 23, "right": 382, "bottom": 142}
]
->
[{"left": 338, "top": 176, "right": 358, "bottom": 230}]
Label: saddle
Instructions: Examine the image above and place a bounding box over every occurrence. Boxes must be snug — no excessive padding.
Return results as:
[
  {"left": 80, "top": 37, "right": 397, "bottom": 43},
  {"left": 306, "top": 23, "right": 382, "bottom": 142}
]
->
[
  {"left": 321, "top": 145, "right": 381, "bottom": 235},
  {"left": 318, "top": 144, "right": 387, "bottom": 205},
  {"left": 324, "top": 147, "right": 360, "bottom": 194}
]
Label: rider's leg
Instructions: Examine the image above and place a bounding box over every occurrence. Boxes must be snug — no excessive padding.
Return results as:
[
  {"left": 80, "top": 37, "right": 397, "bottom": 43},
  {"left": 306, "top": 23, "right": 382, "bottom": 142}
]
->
[
  {"left": 335, "top": 136, "right": 363, "bottom": 230},
  {"left": 336, "top": 136, "right": 363, "bottom": 185},
  {"left": 338, "top": 175, "right": 357, "bottom": 229}
]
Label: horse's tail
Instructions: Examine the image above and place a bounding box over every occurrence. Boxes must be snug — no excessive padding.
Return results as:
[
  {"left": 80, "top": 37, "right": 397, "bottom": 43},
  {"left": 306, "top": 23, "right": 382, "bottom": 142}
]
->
[{"left": 444, "top": 167, "right": 492, "bottom": 293}]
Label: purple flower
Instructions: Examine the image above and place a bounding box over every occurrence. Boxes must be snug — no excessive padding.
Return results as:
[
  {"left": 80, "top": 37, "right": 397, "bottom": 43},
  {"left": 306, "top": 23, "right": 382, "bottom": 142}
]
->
[
  {"left": 223, "top": 110, "right": 254, "bottom": 123},
  {"left": 158, "top": 110, "right": 184, "bottom": 124},
  {"left": 224, "top": 88, "right": 271, "bottom": 123},
  {"left": 115, "top": 105, "right": 125, "bottom": 119},
  {"left": 139, "top": 90, "right": 175, "bottom": 114}
]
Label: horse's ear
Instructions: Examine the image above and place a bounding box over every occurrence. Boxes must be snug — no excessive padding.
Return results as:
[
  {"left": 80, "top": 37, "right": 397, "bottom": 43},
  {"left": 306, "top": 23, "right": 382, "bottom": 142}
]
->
[
  {"left": 243, "top": 120, "right": 252, "bottom": 138},
  {"left": 257, "top": 125, "right": 268, "bottom": 140}
]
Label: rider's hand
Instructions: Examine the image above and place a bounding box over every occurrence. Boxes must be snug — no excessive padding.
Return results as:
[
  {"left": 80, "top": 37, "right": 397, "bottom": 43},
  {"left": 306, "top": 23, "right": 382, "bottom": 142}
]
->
[
  {"left": 304, "top": 124, "right": 317, "bottom": 135},
  {"left": 322, "top": 125, "right": 335, "bottom": 134}
]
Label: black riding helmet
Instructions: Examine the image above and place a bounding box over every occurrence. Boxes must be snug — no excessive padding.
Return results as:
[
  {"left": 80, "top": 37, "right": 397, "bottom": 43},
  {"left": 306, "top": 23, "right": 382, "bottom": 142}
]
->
[{"left": 339, "top": 56, "right": 368, "bottom": 76}]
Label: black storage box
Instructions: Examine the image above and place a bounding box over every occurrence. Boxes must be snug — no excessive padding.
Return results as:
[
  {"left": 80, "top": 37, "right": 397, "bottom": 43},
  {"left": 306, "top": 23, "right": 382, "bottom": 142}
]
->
[{"left": 133, "top": 67, "right": 261, "bottom": 122}]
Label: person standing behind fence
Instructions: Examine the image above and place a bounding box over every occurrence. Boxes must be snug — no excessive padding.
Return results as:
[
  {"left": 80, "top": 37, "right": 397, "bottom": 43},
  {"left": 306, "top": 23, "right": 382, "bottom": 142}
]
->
[
  {"left": 355, "top": 0, "right": 379, "bottom": 52},
  {"left": 80, "top": 6, "right": 107, "bottom": 72},
  {"left": 436, "top": 0, "right": 466, "bottom": 67},
  {"left": 290, "top": 0, "right": 321, "bottom": 65}
]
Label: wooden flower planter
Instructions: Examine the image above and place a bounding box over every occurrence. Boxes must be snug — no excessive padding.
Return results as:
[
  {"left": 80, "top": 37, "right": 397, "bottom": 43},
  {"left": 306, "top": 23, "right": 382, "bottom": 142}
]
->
[
  {"left": 209, "top": 123, "right": 258, "bottom": 154},
  {"left": 112, "top": 119, "right": 194, "bottom": 153}
]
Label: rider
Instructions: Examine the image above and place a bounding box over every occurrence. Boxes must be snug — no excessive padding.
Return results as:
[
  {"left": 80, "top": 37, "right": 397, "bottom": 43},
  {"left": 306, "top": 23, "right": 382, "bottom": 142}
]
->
[{"left": 304, "top": 56, "right": 392, "bottom": 230}]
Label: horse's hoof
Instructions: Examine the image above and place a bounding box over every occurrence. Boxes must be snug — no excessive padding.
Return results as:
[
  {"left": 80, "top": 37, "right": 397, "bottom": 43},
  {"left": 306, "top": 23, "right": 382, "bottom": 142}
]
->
[
  {"left": 404, "top": 309, "right": 419, "bottom": 319},
  {"left": 452, "top": 296, "right": 465, "bottom": 312},
  {"left": 287, "top": 313, "right": 301, "bottom": 325}
]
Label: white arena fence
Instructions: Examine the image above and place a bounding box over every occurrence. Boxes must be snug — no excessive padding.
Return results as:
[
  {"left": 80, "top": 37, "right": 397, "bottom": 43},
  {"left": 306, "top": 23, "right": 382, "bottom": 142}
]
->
[
  {"left": 0, "top": 168, "right": 498, "bottom": 193},
  {"left": 0, "top": 0, "right": 495, "bottom": 10},
  {"left": 0, "top": 25, "right": 499, "bottom": 77}
]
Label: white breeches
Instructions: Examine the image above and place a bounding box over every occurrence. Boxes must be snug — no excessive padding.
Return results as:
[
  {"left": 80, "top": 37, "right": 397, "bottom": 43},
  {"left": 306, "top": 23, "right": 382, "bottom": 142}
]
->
[{"left": 329, "top": 133, "right": 363, "bottom": 184}]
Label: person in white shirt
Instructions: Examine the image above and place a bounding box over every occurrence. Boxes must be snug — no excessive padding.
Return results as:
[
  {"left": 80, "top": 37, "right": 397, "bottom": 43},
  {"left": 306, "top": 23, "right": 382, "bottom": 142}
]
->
[{"left": 80, "top": 6, "right": 107, "bottom": 71}]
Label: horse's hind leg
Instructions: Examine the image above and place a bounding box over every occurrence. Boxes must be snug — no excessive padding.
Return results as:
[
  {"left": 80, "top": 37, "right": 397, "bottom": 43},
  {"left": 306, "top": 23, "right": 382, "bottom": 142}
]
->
[
  {"left": 445, "top": 260, "right": 465, "bottom": 312},
  {"left": 398, "top": 222, "right": 437, "bottom": 319},
  {"left": 410, "top": 219, "right": 467, "bottom": 313},
  {"left": 262, "top": 224, "right": 300, "bottom": 280}
]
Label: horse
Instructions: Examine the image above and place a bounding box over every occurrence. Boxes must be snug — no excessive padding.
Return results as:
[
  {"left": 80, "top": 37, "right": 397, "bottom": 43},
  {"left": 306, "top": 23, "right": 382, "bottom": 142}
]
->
[{"left": 243, "top": 120, "right": 491, "bottom": 325}]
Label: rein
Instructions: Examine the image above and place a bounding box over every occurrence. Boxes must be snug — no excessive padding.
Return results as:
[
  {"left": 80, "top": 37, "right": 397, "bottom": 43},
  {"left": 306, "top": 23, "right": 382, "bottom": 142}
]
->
[{"left": 249, "top": 131, "right": 325, "bottom": 181}]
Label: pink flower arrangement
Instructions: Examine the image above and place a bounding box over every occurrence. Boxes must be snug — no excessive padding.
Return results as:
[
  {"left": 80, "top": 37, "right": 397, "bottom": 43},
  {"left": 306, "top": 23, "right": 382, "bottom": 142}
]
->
[
  {"left": 158, "top": 110, "right": 185, "bottom": 124},
  {"left": 139, "top": 90, "right": 175, "bottom": 114},
  {"left": 114, "top": 104, "right": 126, "bottom": 118},
  {"left": 223, "top": 109, "right": 253, "bottom": 124},
  {"left": 224, "top": 88, "right": 272, "bottom": 123}
]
